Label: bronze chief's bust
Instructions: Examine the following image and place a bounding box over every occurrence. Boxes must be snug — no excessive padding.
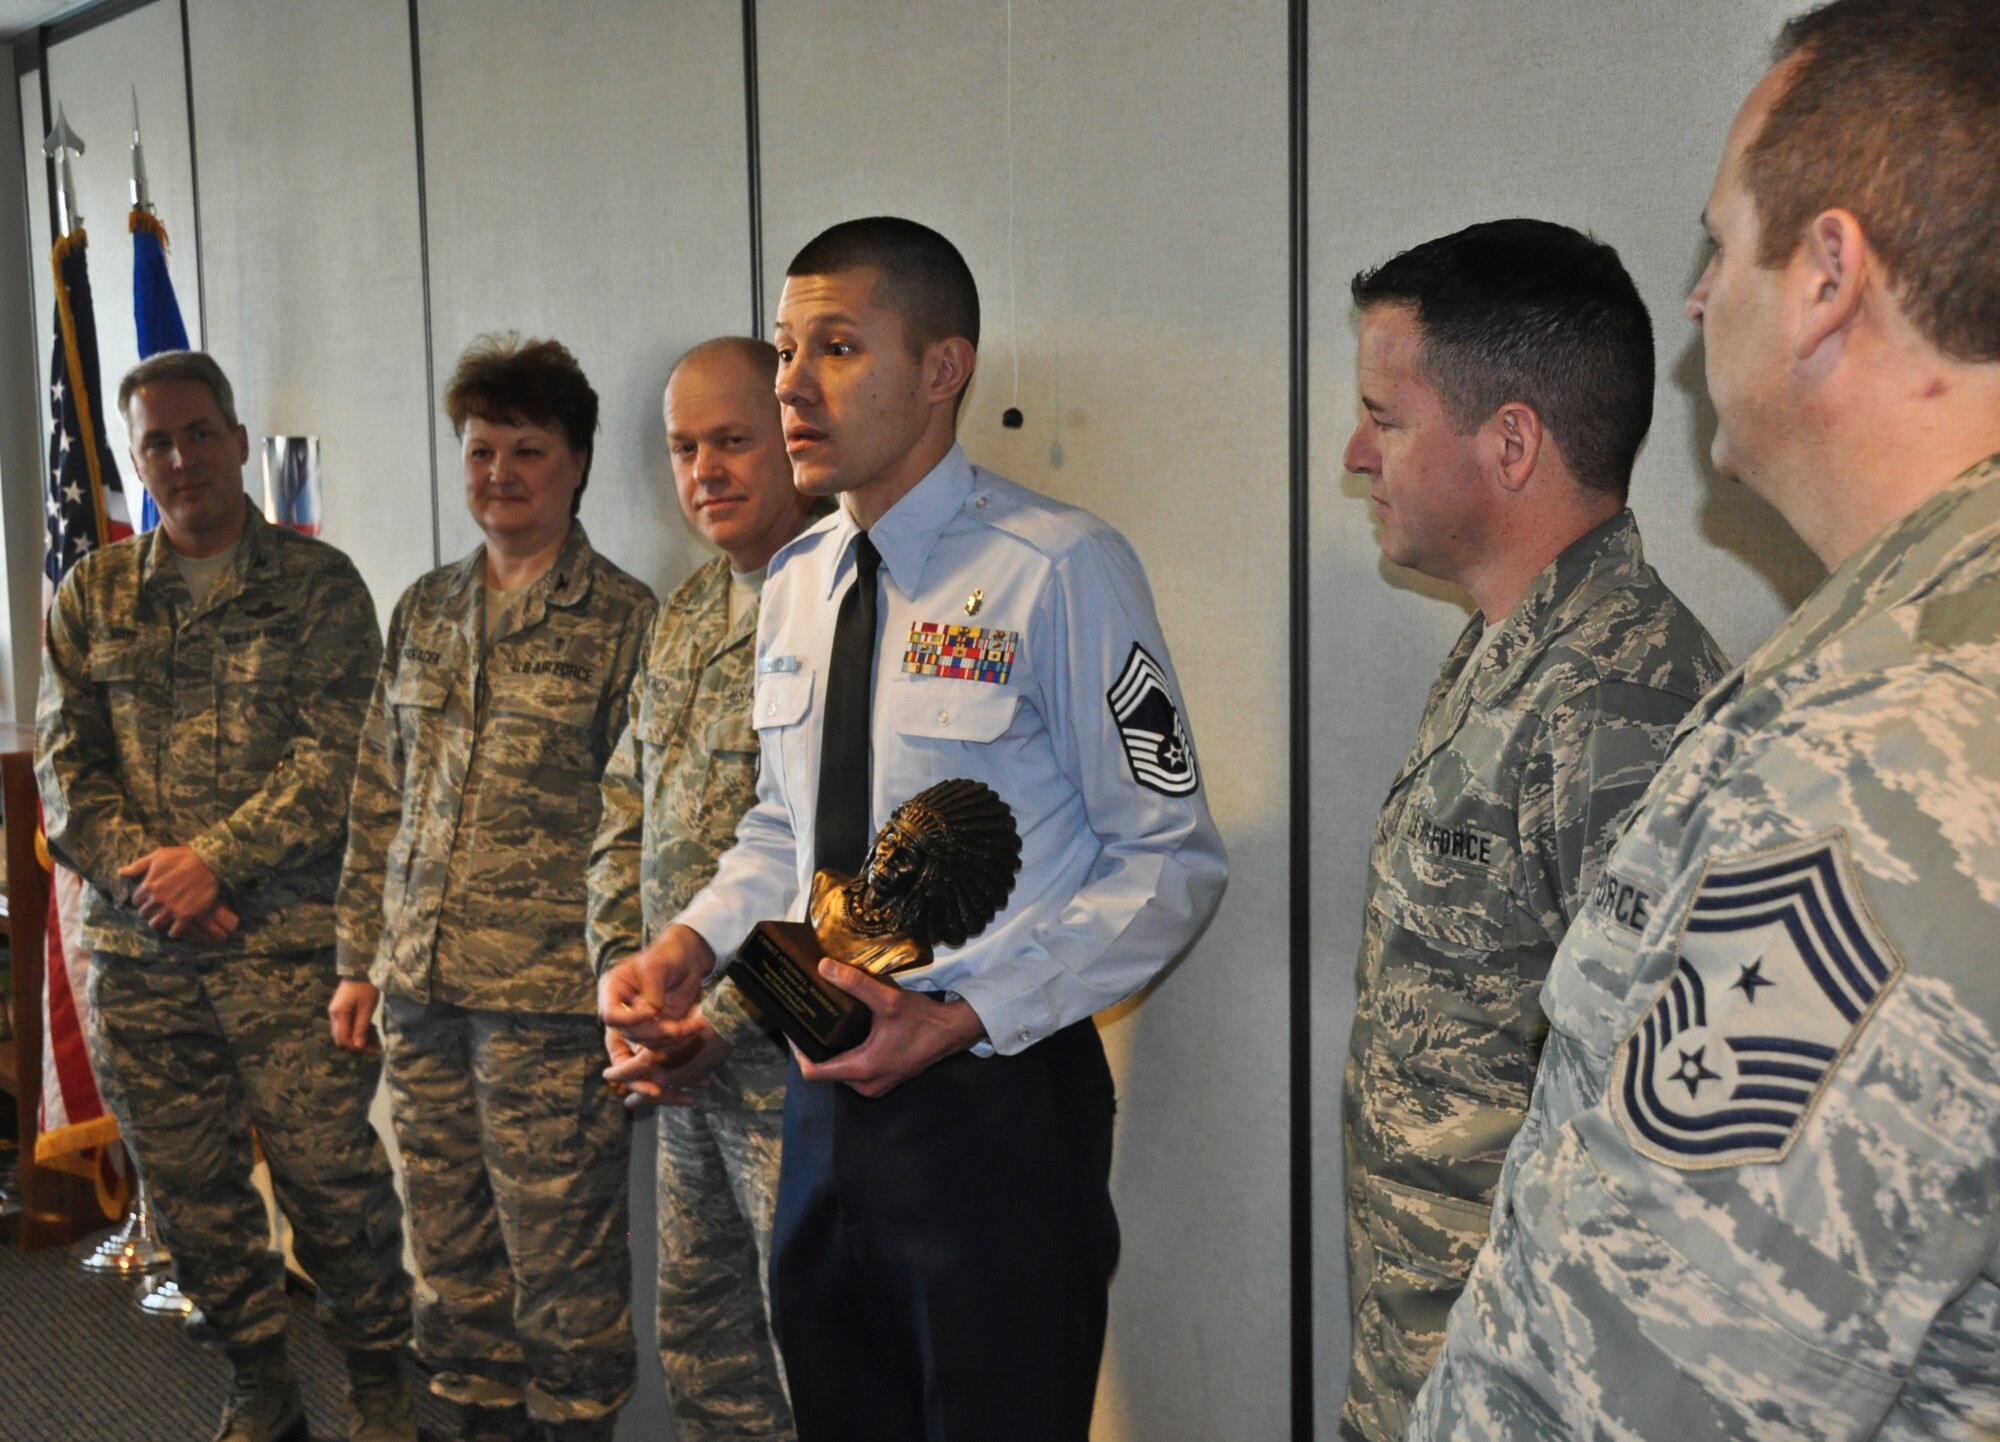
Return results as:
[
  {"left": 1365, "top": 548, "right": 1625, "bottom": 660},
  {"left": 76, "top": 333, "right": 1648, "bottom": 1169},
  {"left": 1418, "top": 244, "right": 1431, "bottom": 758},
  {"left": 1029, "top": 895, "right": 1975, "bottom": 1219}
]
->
[{"left": 729, "top": 779, "right": 1022, "bottom": 1060}]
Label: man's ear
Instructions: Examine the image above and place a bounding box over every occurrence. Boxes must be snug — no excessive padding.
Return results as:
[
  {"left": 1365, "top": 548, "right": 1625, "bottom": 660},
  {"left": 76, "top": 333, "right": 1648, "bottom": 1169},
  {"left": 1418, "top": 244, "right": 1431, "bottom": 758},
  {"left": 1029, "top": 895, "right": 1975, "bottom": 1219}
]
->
[
  {"left": 1487, "top": 402, "right": 1546, "bottom": 495},
  {"left": 924, "top": 337, "right": 978, "bottom": 409},
  {"left": 1795, "top": 208, "right": 1868, "bottom": 362}
]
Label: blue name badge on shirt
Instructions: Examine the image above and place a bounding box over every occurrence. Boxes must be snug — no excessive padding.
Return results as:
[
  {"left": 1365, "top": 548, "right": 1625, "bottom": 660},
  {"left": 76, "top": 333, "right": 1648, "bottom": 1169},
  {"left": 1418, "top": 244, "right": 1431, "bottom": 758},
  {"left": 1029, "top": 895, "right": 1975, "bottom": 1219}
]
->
[{"left": 758, "top": 654, "right": 802, "bottom": 676}]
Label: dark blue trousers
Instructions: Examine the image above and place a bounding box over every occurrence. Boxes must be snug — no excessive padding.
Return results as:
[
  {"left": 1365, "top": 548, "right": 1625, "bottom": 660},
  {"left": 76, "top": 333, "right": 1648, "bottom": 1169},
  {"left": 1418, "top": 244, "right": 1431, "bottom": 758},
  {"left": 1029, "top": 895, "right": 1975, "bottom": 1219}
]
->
[{"left": 770, "top": 1021, "right": 1120, "bottom": 1442}]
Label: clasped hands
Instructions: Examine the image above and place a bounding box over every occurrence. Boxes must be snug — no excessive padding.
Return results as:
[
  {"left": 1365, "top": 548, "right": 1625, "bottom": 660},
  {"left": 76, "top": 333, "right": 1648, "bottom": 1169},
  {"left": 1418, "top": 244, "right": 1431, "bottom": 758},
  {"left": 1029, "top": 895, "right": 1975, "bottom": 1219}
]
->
[
  {"left": 118, "top": 845, "right": 237, "bottom": 943},
  {"left": 597, "top": 923, "right": 986, "bottom": 1103}
]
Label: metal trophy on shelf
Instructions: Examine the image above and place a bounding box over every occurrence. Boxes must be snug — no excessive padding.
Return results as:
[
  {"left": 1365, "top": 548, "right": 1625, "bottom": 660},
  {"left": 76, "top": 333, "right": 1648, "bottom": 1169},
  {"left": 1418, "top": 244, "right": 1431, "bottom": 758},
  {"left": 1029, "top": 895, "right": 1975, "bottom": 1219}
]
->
[
  {"left": 74, "top": 1174, "right": 169, "bottom": 1276},
  {"left": 261, "top": 435, "right": 322, "bottom": 536},
  {"left": 727, "top": 779, "right": 1021, "bottom": 1062}
]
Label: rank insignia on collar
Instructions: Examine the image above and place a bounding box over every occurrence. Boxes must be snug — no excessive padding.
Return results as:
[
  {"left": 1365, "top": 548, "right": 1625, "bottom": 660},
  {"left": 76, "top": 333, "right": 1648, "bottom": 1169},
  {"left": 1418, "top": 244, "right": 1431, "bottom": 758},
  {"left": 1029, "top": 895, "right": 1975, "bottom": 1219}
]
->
[
  {"left": 903, "top": 622, "right": 1014, "bottom": 684},
  {"left": 1107, "top": 643, "right": 1199, "bottom": 796},
  {"left": 1611, "top": 833, "right": 1903, "bottom": 1170}
]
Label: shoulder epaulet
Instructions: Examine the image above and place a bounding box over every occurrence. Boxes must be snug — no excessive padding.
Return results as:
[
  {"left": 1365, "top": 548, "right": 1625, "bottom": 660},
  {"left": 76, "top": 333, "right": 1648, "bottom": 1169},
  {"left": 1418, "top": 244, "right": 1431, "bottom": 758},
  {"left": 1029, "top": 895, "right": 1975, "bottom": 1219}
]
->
[
  {"left": 967, "top": 471, "right": 1125, "bottom": 564},
  {"left": 1917, "top": 572, "right": 2000, "bottom": 689}
]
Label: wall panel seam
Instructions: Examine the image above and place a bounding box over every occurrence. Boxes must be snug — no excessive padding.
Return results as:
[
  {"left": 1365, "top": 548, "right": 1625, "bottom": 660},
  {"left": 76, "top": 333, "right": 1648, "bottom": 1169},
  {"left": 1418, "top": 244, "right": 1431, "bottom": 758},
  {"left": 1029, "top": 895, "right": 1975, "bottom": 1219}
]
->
[
  {"left": 741, "top": 0, "right": 763, "bottom": 334},
  {"left": 177, "top": 0, "right": 203, "bottom": 342},
  {"left": 1288, "top": 0, "right": 1313, "bottom": 1435},
  {"left": 406, "top": 0, "right": 439, "bottom": 569}
]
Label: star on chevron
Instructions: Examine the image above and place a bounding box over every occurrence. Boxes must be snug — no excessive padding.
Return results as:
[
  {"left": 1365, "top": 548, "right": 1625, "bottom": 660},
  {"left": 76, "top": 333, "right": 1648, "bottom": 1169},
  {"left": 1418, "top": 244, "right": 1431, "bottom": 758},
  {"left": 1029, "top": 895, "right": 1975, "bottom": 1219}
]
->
[
  {"left": 1731, "top": 959, "right": 1774, "bottom": 1002},
  {"left": 1671, "top": 1045, "right": 1721, "bottom": 1099}
]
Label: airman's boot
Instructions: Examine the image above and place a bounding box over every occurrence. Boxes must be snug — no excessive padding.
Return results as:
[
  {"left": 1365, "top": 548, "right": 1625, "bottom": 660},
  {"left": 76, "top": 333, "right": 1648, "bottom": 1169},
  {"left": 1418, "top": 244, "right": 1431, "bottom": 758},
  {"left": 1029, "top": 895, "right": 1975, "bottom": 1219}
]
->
[
  {"left": 212, "top": 1339, "right": 307, "bottom": 1442},
  {"left": 457, "top": 1401, "right": 534, "bottom": 1442},
  {"left": 344, "top": 1346, "right": 418, "bottom": 1441},
  {"left": 538, "top": 1419, "right": 617, "bottom": 1442}
]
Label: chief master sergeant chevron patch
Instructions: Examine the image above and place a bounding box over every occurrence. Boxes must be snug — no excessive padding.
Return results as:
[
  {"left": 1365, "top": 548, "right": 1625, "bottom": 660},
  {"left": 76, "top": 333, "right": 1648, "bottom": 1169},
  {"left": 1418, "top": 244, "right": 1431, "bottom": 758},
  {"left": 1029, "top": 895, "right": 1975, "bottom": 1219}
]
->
[
  {"left": 1610, "top": 832, "right": 1905, "bottom": 1170},
  {"left": 1107, "top": 642, "right": 1199, "bottom": 795}
]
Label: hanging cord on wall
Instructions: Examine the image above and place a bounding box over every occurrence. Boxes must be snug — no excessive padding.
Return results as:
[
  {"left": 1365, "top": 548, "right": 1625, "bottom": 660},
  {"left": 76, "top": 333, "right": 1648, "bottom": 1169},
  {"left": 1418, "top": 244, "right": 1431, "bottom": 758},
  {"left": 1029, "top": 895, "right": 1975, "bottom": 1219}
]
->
[{"left": 1001, "top": 0, "right": 1024, "bottom": 429}]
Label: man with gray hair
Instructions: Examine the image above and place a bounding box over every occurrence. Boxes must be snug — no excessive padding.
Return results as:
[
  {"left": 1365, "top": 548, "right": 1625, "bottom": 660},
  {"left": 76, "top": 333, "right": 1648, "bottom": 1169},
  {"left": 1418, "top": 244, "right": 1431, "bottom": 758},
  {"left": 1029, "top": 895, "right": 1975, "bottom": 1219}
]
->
[
  {"left": 37, "top": 350, "right": 413, "bottom": 1442},
  {"left": 1412, "top": 1, "right": 2000, "bottom": 1434}
]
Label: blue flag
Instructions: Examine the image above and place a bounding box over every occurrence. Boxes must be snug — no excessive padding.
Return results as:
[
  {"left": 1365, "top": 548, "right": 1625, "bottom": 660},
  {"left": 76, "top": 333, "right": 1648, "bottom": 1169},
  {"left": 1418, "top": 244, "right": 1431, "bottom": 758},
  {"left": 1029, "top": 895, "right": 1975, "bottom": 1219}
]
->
[
  {"left": 47, "top": 229, "right": 132, "bottom": 584},
  {"left": 130, "top": 210, "right": 189, "bottom": 533}
]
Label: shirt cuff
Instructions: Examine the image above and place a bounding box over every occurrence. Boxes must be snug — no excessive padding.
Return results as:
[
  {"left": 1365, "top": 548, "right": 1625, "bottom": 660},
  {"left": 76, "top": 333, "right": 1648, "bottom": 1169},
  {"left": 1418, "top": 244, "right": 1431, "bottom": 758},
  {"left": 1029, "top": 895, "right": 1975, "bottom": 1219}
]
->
[
  {"left": 936, "top": 969, "right": 1058, "bottom": 1057},
  {"left": 668, "top": 897, "right": 739, "bottom": 987}
]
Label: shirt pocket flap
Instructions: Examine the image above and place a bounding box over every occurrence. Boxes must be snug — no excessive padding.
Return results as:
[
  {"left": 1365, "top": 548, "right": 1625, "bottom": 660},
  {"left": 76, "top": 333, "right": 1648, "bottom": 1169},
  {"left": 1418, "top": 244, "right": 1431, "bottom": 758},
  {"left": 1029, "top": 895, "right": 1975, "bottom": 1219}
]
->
[
  {"left": 87, "top": 643, "right": 153, "bottom": 685},
  {"left": 888, "top": 682, "right": 1019, "bottom": 743},
  {"left": 1372, "top": 836, "right": 1516, "bottom": 954},
  {"left": 754, "top": 670, "right": 814, "bottom": 731},
  {"left": 386, "top": 672, "right": 449, "bottom": 711},
  {"left": 704, "top": 700, "right": 759, "bottom": 756}
]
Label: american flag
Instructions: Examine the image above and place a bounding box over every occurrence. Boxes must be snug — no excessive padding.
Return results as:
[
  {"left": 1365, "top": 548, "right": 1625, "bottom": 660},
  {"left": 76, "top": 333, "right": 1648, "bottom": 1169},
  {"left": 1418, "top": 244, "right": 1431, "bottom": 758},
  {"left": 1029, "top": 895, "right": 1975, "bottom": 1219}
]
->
[
  {"left": 45, "top": 228, "right": 131, "bottom": 584},
  {"left": 35, "top": 227, "right": 129, "bottom": 1208}
]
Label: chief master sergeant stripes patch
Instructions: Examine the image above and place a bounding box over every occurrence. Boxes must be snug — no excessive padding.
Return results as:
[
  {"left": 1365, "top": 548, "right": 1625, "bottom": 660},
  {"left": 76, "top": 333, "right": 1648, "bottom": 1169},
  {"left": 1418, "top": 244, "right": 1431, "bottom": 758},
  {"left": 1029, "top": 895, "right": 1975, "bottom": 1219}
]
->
[
  {"left": 1107, "top": 642, "right": 1199, "bottom": 796},
  {"left": 1611, "top": 832, "right": 1904, "bottom": 1170}
]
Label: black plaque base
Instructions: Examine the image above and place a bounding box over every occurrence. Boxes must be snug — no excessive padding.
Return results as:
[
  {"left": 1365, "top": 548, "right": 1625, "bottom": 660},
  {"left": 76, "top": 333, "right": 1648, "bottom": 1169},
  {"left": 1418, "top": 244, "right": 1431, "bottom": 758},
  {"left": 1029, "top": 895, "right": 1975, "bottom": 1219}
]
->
[{"left": 726, "top": 920, "right": 877, "bottom": 1063}]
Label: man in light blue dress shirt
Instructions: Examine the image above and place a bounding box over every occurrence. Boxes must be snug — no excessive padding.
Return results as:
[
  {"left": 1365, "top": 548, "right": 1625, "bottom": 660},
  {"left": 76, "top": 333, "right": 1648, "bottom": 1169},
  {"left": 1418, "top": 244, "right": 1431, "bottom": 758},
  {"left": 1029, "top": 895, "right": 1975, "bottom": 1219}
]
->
[{"left": 601, "top": 216, "right": 1226, "bottom": 1441}]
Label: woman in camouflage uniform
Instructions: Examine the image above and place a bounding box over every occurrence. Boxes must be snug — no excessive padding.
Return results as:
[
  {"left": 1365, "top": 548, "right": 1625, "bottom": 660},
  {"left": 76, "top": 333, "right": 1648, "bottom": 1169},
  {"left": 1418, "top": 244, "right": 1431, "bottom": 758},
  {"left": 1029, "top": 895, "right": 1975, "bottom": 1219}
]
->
[{"left": 332, "top": 336, "right": 655, "bottom": 1442}]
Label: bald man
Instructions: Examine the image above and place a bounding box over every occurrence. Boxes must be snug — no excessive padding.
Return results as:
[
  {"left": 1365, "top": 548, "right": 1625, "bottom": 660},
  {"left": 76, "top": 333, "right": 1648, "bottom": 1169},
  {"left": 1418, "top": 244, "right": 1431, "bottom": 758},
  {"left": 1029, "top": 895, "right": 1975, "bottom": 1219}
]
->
[{"left": 587, "top": 338, "right": 819, "bottom": 1441}]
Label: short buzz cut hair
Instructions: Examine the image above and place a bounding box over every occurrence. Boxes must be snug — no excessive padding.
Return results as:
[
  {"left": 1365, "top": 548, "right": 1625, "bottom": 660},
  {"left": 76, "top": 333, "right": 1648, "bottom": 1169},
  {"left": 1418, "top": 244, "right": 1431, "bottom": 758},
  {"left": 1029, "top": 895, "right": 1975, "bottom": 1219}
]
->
[
  {"left": 1749, "top": 0, "right": 2000, "bottom": 362},
  {"left": 119, "top": 350, "right": 239, "bottom": 430},
  {"left": 444, "top": 334, "right": 599, "bottom": 514},
  {"left": 786, "top": 217, "right": 980, "bottom": 354},
  {"left": 1350, "top": 219, "right": 1655, "bottom": 500}
]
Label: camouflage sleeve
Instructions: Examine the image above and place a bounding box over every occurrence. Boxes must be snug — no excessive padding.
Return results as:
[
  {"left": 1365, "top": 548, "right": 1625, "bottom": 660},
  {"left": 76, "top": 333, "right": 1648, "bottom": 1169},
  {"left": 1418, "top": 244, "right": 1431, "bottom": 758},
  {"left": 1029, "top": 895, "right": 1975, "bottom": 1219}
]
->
[
  {"left": 585, "top": 635, "right": 650, "bottom": 980},
  {"left": 334, "top": 593, "right": 410, "bottom": 982},
  {"left": 184, "top": 557, "right": 382, "bottom": 891},
  {"left": 703, "top": 983, "right": 768, "bottom": 1049},
  {"left": 597, "top": 592, "right": 656, "bottom": 771},
  {"left": 1517, "top": 680, "right": 1698, "bottom": 933},
  {"left": 1414, "top": 665, "right": 2000, "bottom": 1440},
  {"left": 35, "top": 566, "right": 155, "bottom": 895}
]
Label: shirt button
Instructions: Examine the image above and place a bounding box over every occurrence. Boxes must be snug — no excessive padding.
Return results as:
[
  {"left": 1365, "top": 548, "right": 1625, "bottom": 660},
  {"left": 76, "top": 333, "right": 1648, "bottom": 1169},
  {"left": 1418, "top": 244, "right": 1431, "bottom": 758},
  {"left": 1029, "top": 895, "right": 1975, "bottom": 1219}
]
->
[
  {"left": 766, "top": 701, "right": 776, "bottom": 716},
  {"left": 938, "top": 709, "right": 951, "bottom": 724},
  {"left": 1017, "top": 1027, "right": 1030, "bottom": 1043},
  {"left": 975, "top": 495, "right": 988, "bottom": 509}
]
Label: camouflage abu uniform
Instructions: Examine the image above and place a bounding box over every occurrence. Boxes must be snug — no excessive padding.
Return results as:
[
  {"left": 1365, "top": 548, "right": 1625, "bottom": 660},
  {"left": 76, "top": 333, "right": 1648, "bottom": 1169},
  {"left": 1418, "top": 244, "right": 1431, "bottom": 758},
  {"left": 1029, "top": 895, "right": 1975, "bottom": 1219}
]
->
[
  {"left": 1412, "top": 458, "right": 2000, "bottom": 1439},
  {"left": 336, "top": 522, "right": 653, "bottom": 1426},
  {"left": 588, "top": 553, "right": 795, "bottom": 1442},
  {"left": 1342, "top": 509, "right": 1724, "bottom": 1442},
  {"left": 36, "top": 503, "right": 410, "bottom": 1355}
]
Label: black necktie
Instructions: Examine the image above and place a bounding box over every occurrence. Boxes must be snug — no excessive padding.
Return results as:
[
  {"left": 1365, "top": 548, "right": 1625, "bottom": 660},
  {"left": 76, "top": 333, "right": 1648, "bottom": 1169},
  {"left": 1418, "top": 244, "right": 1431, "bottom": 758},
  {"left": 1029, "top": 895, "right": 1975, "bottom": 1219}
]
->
[{"left": 814, "top": 532, "right": 881, "bottom": 877}]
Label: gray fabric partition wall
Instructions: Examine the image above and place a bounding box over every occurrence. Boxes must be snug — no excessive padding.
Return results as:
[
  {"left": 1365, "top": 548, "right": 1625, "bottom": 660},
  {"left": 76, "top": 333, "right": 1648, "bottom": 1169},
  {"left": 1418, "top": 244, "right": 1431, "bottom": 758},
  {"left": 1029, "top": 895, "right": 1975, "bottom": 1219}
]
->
[
  {"left": 415, "top": 0, "right": 754, "bottom": 590},
  {"left": 3, "top": 0, "right": 1847, "bottom": 1436},
  {"left": 185, "top": 0, "right": 434, "bottom": 618}
]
